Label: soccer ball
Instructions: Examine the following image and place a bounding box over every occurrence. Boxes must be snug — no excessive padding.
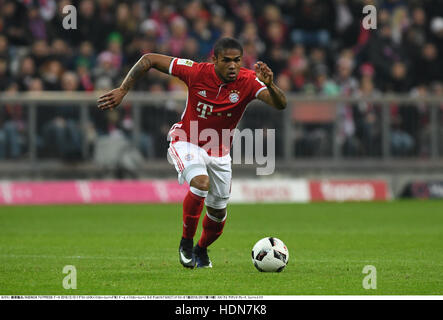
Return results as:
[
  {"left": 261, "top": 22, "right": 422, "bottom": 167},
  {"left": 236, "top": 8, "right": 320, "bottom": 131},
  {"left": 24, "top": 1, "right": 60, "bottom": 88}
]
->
[{"left": 251, "top": 237, "right": 289, "bottom": 272}]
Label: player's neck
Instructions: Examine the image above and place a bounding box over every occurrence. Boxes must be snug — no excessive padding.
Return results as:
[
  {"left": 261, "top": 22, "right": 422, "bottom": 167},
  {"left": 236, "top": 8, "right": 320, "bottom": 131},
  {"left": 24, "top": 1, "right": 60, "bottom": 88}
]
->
[{"left": 213, "top": 66, "right": 230, "bottom": 84}]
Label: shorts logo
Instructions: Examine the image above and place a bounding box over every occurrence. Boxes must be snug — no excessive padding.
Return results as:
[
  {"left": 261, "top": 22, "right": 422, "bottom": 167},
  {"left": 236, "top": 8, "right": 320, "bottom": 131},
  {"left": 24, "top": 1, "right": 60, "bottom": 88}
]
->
[
  {"left": 229, "top": 90, "right": 240, "bottom": 103},
  {"left": 184, "top": 153, "right": 194, "bottom": 161}
]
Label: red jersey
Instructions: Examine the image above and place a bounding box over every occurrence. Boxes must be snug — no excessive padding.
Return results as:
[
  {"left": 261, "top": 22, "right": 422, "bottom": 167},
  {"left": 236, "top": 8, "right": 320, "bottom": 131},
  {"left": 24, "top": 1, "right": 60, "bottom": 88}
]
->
[{"left": 168, "top": 58, "right": 267, "bottom": 157}]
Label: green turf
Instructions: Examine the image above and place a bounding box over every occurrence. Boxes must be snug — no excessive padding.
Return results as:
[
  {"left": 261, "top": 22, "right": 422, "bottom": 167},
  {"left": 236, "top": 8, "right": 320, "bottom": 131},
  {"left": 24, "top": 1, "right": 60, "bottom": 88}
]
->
[{"left": 0, "top": 200, "right": 442, "bottom": 295}]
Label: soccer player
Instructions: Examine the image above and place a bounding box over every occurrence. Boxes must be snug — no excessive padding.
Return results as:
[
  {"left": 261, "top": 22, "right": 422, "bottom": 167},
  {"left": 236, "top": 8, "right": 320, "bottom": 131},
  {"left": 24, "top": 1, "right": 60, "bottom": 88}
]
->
[{"left": 98, "top": 37, "right": 286, "bottom": 268}]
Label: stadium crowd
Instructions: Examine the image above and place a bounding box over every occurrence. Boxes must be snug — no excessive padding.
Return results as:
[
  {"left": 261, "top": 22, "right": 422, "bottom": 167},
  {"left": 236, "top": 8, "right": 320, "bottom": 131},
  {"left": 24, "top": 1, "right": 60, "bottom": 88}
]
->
[{"left": 1, "top": 0, "right": 443, "bottom": 162}]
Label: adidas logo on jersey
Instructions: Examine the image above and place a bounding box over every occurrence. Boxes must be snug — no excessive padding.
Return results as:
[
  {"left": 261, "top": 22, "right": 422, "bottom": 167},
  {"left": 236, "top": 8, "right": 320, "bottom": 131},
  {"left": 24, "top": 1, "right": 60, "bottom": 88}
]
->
[{"left": 198, "top": 90, "right": 207, "bottom": 97}]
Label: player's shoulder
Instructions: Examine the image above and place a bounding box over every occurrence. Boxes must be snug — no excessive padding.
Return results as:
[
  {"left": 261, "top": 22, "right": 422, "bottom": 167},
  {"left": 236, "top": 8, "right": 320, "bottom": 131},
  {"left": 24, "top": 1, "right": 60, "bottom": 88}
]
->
[
  {"left": 179, "top": 60, "right": 212, "bottom": 74},
  {"left": 239, "top": 67, "right": 255, "bottom": 78},
  {"left": 238, "top": 67, "right": 260, "bottom": 82},
  {"left": 238, "top": 67, "right": 265, "bottom": 87},
  {"left": 196, "top": 62, "right": 214, "bottom": 72}
]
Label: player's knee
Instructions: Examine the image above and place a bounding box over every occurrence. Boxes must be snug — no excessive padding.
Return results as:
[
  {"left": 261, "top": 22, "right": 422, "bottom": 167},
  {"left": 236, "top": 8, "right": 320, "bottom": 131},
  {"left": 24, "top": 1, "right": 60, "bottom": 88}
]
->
[
  {"left": 190, "top": 175, "right": 210, "bottom": 192},
  {"left": 207, "top": 207, "right": 226, "bottom": 220}
]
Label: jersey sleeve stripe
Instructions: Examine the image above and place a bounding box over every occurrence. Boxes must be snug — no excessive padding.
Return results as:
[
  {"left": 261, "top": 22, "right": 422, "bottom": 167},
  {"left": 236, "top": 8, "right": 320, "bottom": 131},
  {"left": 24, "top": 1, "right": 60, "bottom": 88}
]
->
[
  {"left": 255, "top": 86, "right": 267, "bottom": 98},
  {"left": 169, "top": 57, "right": 177, "bottom": 75}
]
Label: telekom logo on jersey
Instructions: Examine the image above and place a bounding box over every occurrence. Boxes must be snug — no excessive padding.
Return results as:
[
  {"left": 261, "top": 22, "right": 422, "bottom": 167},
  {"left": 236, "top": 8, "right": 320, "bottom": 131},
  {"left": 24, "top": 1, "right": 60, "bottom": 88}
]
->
[
  {"left": 168, "top": 120, "right": 276, "bottom": 176},
  {"left": 196, "top": 102, "right": 213, "bottom": 119}
]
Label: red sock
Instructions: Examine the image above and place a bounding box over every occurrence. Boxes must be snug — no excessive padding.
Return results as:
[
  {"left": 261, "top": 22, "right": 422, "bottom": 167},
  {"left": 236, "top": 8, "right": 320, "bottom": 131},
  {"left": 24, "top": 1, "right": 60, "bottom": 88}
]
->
[
  {"left": 182, "top": 190, "right": 205, "bottom": 239},
  {"left": 198, "top": 212, "right": 226, "bottom": 248}
]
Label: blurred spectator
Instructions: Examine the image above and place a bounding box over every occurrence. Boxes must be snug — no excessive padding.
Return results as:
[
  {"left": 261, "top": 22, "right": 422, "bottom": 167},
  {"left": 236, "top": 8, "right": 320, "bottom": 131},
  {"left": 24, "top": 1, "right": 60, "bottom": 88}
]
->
[
  {"left": 415, "top": 43, "right": 442, "bottom": 86},
  {"left": 16, "top": 56, "right": 36, "bottom": 91},
  {"left": 51, "top": 38, "right": 74, "bottom": 68},
  {"left": 288, "top": 44, "right": 309, "bottom": 92},
  {"left": 429, "top": 16, "right": 443, "bottom": 57},
  {"left": 335, "top": 50, "right": 358, "bottom": 95},
  {"left": 334, "top": 0, "right": 364, "bottom": 50},
  {"left": 74, "top": 41, "right": 96, "bottom": 71},
  {"left": 275, "top": 73, "right": 292, "bottom": 93},
  {"left": 36, "top": 0, "right": 57, "bottom": 22},
  {"left": 2, "top": 0, "right": 29, "bottom": 46},
  {"left": 410, "top": 84, "right": 432, "bottom": 157},
  {"left": 115, "top": 2, "right": 138, "bottom": 47},
  {"left": 148, "top": 3, "right": 178, "bottom": 45},
  {"left": 0, "top": 34, "right": 10, "bottom": 60},
  {"left": 87, "top": 0, "right": 114, "bottom": 50},
  {"left": 76, "top": 62, "right": 95, "bottom": 92},
  {"left": 260, "top": 4, "right": 289, "bottom": 51},
  {"left": 264, "top": 46, "right": 287, "bottom": 78},
  {"left": 311, "top": 68, "right": 340, "bottom": 96},
  {"left": 291, "top": 0, "right": 335, "bottom": 48},
  {"left": 403, "top": 6, "right": 428, "bottom": 64},
  {"left": 239, "top": 22, "right": 265, "bottom": 57},
  {"left": 41, "top": 72, "right": 82, "bottom": 160},
  {"left": 0, "top": 58, "right": 10, "bottom": 91},
  {"left": 30, "top": 39, "right": 50, "bottom": 69},
  {"left": 220, "top": 19, "right": 236, "bottom": 38},
  {"left": 180, "top": 37, "right": 202, "bottom": 61},
  {"left": 353, "top": 76, "right": 383, "bottom": 156},
  {"left": 386, "top": 61, "right": 411, "bottom": 92},
  {"left": 41, "top": 60, "right": 64, "bottom": 91},
  {"left": 390, "top": 115, "right": 415, "bottom": 156},
  {"left": 308, "top": 47, "right": 329, "bottom": 81},
  {"left": 335, "top": 50, "right": 359, "bottom": 156},
  {"left": 242, "top": 41, "right": 259, "bottom": 70},
  {"left": 390, "top": 5, "right": 409, "bottom": 44},
  {"left": 208, "top": 4, "right": 226, "bottom": 37},
  {"left": 27, "top": 4, "right": 47, "bottom": 41},
  {"left": 0, "top": 83, "right": 25, "bottom": 159},
  {"left": 367, "top": 21, "right": 410, "bottom": 91},
  {"left": 390, "top": 92, "right": 417, "bottom": 157},
  {"left": 230, "top": 1, "right": 255, "bottom": 31},
  {"left": 93, "top": 51, "right": 119, "bottom": 90},
  {"left": 167, "top": 16, "right": 188, "bottom": 57},
  {"left": 190, "top": 18, "right": 220, "bottom": 60}
]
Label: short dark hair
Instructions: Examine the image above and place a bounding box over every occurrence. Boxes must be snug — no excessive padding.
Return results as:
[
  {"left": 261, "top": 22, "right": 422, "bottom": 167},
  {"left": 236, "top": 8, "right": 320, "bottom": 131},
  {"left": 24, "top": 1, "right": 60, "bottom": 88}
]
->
[{"left": 213, "top": 37, "right": 243, "bottom": 57}]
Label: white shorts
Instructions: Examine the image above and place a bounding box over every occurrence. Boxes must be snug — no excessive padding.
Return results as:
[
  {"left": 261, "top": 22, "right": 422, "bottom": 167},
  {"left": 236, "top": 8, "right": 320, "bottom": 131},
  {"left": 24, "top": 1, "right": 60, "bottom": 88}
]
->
[{"left": 168, "top": 141, "right": 232, "bottom": 209}]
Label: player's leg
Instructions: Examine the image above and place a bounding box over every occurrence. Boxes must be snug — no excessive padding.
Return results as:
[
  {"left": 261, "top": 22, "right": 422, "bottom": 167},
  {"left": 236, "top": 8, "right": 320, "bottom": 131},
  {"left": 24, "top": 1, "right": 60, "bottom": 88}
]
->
[
  {"left": 193, "top": 206, "right": 226, "bottom": 268},
  {"left": 193, "top": 154, "right": 231, "bottom": 268},
  {"left": 182, "top": 174, "right": 209, "bottom": 240},
  {"left": 179, "top": 175, "right": 209, "bottom": 268},
  {"left": 197, "top": 206, "right": 227, "bottom": 248},
  {"left": 168, "top": 141, "right": 209, "bottom": 268}
]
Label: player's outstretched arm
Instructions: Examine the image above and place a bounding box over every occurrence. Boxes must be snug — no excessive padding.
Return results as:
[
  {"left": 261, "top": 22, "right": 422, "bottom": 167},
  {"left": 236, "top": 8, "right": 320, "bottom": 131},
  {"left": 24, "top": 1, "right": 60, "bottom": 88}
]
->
[
  {"left": 254, "top": 61, "right": 287, "bottom": 110},
  {"left": 97, "top": 53, "right": 173, "bottom": 110}
]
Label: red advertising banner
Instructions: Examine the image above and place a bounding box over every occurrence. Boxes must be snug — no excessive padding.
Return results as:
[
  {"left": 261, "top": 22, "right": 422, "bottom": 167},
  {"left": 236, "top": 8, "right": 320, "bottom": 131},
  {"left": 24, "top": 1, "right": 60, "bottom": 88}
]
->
[{"left": 309, "top": 180, "right": 390, "bottom": 202}]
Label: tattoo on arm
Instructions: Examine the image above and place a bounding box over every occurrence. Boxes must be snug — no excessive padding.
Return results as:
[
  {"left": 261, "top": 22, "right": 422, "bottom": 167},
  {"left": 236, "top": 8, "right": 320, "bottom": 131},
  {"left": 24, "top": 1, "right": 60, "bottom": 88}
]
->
[
  {"left": 120, "top": 55, "right": 152, "bottom": 92},
  {"left": 267, "top": 83, "right": 287, "bottom": 109}
]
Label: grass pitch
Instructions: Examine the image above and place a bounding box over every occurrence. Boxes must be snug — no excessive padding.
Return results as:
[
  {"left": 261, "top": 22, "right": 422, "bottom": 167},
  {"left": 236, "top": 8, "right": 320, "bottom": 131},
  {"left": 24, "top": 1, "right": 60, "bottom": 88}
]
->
[{"left": 0, "top": 201, "right": 442, "bottom": 295}]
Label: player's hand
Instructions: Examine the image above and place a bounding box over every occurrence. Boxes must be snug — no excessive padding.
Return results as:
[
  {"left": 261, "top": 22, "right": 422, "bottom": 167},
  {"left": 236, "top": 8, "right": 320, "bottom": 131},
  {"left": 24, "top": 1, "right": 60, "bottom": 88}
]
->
[
  {"left": 97, "top": 88, "right": 126, "bottom": 110},
  {"left": 254, "top": 61, "right": 273, "bottom": 86}
]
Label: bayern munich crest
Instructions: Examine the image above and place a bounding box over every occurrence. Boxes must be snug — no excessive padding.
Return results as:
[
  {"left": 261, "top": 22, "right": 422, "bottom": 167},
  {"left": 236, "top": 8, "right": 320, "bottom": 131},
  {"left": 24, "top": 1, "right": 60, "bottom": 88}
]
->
[
  {"left": 184, "top": 153, "right": 194, "bottom": 161},
  {"left": 229, "top": 90, "right": 240, "bottom": 103}
]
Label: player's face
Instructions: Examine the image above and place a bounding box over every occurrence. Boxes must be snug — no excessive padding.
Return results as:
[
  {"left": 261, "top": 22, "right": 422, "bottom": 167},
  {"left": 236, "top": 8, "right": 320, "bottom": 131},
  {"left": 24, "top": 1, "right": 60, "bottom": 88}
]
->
[{"left": 213, "top": 48, "right": 243, "bottom": 83}]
